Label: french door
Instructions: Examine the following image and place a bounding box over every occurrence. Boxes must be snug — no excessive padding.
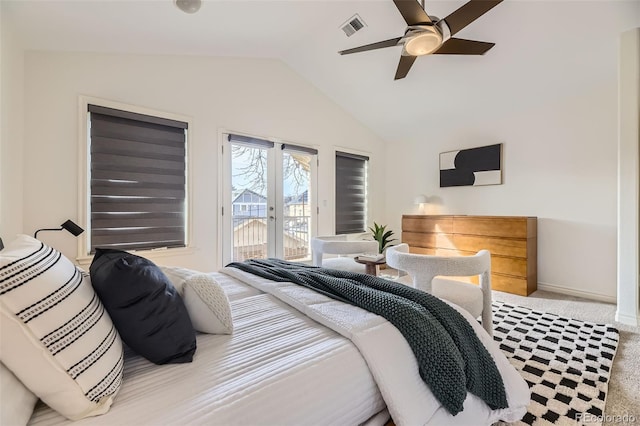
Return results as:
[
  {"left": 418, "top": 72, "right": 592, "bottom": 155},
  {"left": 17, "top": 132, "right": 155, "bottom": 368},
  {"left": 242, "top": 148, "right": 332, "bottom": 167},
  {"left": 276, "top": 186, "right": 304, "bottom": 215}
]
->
[{"left": 221, "top": 133, "right": 317, "bottom": 264}]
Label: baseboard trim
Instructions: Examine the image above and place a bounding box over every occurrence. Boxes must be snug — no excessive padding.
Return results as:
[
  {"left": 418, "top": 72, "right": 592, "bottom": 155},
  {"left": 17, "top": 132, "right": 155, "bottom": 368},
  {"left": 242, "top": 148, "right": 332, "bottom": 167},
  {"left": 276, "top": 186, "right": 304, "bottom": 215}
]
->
[
  {"left": 537, "top": 282, "right": 617, "bottom": 304},
  {"left": 615, "top": 310, "right": 639, "bottom": 326}
]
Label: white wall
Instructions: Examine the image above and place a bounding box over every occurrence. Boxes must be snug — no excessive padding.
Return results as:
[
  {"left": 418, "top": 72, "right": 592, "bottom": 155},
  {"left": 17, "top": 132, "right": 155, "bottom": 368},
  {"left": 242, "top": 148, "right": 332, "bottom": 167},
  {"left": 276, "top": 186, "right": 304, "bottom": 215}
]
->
[
  {"left": 0, "top": 7, "right": 24, "bottom": 241},
  {"left": 385, "top": 82, "right": 619, "bottom": 301},
  {"left": 18, "top": 51, "right": 387, "bottom": 270}
]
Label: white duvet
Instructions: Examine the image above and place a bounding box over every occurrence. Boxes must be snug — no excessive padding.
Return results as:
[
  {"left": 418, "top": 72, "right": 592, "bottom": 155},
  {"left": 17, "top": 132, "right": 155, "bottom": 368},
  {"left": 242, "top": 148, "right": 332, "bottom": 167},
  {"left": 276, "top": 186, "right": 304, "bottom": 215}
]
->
[
  {"left": 29, "top": 272, "right": 386, "bottom": 426},
  {"left": 222, "top": 267, "right": 530, "bottom": 426},
  {"left": 28, "top": 268, "right": 529, "bottom": 426}
]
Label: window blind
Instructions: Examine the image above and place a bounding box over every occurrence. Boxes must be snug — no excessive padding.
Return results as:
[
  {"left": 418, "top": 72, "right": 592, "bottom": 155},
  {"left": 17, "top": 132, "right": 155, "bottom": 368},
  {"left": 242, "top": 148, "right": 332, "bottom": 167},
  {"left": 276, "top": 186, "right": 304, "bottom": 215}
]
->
[
  {"left": 227, "top": 133, "right": 274, "bottom": 148},
  {"left": 281, "top": 143, "right": 318, "bottom": 155},
  {"left": 335, "top": 151, "right": 369, "bottom": 234},
  {"left": 88, "top": 104, "right": 187, "bottom": 253}
]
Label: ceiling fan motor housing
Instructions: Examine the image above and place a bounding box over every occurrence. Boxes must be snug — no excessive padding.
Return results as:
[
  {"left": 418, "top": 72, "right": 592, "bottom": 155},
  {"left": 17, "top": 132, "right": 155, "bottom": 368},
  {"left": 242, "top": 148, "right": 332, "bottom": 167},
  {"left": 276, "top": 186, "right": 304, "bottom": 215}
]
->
[
  {"left": 436, "top": 19, "right": 452, "bottom": 44},
  {"left": 401, "top": 20, "right": 450, "bottom": 56}
]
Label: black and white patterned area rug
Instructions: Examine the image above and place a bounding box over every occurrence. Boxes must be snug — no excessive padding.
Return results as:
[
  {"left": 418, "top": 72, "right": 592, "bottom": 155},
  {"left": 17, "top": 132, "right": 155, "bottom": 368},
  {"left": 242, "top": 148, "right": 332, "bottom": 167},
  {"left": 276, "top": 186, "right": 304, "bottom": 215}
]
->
[{"left": 492, "top": 301, "right": 619, "bottom": 426}]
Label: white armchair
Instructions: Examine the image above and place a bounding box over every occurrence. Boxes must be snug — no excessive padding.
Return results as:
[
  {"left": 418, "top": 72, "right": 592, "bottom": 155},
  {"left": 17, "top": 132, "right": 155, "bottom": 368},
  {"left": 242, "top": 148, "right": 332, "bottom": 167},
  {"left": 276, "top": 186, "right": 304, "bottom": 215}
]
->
[
  {"left": 385, "top": 243, "right": 493, "bottom": 336},
  {"left": 310, "top": 235, "right": 378, "bottom": 274}
]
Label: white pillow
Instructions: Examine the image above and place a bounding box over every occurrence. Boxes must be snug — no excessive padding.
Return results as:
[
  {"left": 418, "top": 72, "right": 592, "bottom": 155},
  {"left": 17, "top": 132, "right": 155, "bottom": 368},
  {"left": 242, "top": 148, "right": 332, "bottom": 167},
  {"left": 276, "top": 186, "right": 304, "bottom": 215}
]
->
[
  {"left": 182, "top": 274, "right": 233, "bottom": 334},
  {"left": 0, "top": 235, "right": 124, "bottom": 420},
  {"left": 0, "top": 362, "right": 38, "bottom": 426},
  {"left": 159, "top": 265, "right": 198, "bottom": 294}
]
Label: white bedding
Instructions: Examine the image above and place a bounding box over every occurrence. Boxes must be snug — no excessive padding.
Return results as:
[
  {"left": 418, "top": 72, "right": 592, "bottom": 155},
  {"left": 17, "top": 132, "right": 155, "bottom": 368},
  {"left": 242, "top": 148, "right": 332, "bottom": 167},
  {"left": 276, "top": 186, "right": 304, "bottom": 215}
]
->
[
  {"left": 29, "top": 267, "right": 529, "bottom": 426},
  {"left": 28, "top": 272, "right": 386, "bottom": 426},
  {"left": 222, "top": 266, "right": 530, "bottom": 426}
]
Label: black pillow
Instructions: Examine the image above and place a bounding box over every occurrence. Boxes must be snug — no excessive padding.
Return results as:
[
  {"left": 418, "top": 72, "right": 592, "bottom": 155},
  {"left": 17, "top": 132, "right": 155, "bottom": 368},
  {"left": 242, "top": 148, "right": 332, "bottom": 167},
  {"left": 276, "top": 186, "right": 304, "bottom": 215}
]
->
[{"left": 89, "top": 248, "right": 196, "bottom": 365}]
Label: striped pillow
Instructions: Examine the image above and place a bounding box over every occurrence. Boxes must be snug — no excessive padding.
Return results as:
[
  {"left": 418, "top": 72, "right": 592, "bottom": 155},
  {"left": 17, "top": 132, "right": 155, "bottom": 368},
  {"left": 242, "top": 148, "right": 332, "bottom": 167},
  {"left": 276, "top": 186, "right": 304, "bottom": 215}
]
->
[{"left": 0, "top": 235, "right": 123, "bottom": 420}]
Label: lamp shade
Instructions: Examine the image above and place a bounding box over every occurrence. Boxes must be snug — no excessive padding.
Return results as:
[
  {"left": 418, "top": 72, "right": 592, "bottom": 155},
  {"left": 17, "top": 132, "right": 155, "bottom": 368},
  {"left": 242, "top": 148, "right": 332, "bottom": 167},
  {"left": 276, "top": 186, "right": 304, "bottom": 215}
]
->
[
  {"left": 414, "top": 195, "right": 428, "bottom": 204},
  {"left": 61, "top": 220, "right": 84, "bottom": 237}
]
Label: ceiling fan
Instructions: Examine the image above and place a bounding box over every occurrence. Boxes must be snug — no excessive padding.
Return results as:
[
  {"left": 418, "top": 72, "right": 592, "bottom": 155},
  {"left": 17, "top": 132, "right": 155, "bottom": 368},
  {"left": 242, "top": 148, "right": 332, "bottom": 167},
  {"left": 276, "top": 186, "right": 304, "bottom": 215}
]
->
[{"left": 339, "top": 0, "right": 503, "bottom": 80}]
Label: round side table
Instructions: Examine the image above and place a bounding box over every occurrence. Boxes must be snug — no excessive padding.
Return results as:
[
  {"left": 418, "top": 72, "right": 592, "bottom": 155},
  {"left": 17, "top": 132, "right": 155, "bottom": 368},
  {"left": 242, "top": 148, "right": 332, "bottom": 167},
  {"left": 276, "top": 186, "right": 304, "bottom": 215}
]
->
[{"left": 354, "top": 256, "right": 386, "bottom": 276}]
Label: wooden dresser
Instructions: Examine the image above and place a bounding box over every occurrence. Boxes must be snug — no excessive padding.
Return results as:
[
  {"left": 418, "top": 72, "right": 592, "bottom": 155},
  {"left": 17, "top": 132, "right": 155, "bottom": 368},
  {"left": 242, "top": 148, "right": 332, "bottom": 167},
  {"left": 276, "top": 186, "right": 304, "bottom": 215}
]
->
[{"left": 401, "top": 215, "right": 537, "bottom": 296}]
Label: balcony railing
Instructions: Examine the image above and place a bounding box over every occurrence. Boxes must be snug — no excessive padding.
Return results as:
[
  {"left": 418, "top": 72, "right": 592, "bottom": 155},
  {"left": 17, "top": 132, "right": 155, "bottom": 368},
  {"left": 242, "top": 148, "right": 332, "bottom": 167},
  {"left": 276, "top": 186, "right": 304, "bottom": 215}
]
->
[{"left": 232, "top": 214, "right": 310, "bottom": 262}]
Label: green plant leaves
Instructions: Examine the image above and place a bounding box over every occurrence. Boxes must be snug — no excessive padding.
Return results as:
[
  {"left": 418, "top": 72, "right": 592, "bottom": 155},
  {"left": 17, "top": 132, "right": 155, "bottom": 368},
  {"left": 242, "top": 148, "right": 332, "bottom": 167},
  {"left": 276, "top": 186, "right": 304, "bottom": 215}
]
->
[{"left": 368, "top": 222, "right": 397, "bottom": 253}]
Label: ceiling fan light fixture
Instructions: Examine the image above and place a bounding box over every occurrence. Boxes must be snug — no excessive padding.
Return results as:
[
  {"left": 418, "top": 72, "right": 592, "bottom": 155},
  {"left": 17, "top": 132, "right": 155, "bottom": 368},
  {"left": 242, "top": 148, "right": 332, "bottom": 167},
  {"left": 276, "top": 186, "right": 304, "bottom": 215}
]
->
[
  {"left": 404, "top": 30, "right": 443, "bottom": 56},
  {"left": 337, "top": 0, "right": 503, "bottom": 80},
  {"left": 175, "top": 0, "right": 201, "bottom": 14}
]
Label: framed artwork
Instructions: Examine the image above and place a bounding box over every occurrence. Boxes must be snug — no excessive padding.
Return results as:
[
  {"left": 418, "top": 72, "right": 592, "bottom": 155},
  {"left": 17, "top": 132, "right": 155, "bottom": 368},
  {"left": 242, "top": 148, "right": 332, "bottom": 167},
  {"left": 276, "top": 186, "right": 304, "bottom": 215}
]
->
[{"left": 439, "top": 143, "right": 502, "bottom": 188}]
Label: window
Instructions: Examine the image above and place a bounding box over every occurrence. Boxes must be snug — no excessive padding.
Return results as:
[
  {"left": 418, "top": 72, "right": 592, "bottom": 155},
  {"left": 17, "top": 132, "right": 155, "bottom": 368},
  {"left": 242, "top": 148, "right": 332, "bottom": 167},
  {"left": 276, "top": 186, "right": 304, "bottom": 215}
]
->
[
  {"left": 335, "top": 151, "right": 369, "bottom": 234},
  {"left": 86, "top": 104, "right": 188, "bottom": 254}
]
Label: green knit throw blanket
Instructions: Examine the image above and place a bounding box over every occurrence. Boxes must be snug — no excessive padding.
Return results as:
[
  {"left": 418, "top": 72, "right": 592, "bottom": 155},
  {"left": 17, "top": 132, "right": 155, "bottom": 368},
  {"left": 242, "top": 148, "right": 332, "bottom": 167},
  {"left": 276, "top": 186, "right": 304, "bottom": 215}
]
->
[{"left": 228, "top": 258, "right": 508, "bottom": 416}]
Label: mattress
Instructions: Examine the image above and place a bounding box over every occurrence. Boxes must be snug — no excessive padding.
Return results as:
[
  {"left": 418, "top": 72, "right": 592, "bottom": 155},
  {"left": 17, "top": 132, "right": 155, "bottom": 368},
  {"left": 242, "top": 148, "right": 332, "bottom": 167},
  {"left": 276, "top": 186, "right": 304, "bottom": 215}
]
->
[{"left": 28, "top": 272, "right": 386, "bottom": 426}]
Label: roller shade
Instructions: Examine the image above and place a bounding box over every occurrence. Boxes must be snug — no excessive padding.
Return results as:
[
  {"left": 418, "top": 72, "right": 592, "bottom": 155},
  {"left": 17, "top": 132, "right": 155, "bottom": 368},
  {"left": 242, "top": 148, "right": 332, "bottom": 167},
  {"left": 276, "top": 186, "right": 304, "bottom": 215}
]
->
[
  {"left": 335, "top": 151, "right": 369, "bottom": 234},
  {"left": 88, "top": 104, "right": 187, "bottom": 253},
  {"left": 281, "top": 143, "right": 318, "bottom": 155},
  {"left": 227, "top": 133, "right": 274, "bottom": 148}
]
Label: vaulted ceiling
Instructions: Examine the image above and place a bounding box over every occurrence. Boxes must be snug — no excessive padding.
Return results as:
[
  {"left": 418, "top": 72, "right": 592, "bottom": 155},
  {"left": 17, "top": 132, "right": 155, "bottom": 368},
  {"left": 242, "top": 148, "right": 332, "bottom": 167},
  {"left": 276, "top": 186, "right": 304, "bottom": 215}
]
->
[{"left": 4, "top": 0, "right": 640, "bottom": 142}]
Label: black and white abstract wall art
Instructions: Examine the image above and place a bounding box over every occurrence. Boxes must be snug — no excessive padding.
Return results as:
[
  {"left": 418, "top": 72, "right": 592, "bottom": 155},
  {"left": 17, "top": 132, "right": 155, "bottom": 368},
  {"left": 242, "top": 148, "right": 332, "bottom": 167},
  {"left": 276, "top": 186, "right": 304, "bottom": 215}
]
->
[{"left": 439, "top": 143, "right": 502, "bottom": 188}]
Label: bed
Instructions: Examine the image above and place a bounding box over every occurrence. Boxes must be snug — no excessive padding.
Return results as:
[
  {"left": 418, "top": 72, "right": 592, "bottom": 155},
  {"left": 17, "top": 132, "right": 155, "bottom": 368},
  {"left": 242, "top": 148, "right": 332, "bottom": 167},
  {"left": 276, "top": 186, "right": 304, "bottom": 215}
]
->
[
  {"left": 0, "top": 237, "right": 529, "bottom": 426},
  {"left": 26, "top": 269, "right": 387, "bottom": 426},
  {"left": 25, "top": 263, "right": 530, "bottom": 426}
]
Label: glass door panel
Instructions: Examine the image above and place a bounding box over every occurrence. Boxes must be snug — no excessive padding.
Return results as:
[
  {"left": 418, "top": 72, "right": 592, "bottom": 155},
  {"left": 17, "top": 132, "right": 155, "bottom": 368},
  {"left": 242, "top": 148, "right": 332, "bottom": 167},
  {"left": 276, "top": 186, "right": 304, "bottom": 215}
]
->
[
  {"left": 230, "top": 143, "right": 270, "bottom": 262},
  {"left": 282, "top": 151, "right": 312, "bottom": 261}
]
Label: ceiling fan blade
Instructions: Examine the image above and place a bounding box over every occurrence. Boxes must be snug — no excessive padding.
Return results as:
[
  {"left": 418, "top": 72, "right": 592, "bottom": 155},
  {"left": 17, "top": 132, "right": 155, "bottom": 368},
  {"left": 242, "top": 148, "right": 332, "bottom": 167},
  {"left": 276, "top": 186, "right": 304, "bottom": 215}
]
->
[
  {"left": 393, "top": 0, "right": 432, "bottom": 25},
  {"left": 394, "top": 55, "right": 417, "bottom": 80},
  {"left": 339, "top": 37, "right": 403, "bottom": 55},
  {"left": 433, "top": 38, "right": 495, "bottom": 55},
  {"left": 443, "top": 0, "right": 503, "bottom": 36}
]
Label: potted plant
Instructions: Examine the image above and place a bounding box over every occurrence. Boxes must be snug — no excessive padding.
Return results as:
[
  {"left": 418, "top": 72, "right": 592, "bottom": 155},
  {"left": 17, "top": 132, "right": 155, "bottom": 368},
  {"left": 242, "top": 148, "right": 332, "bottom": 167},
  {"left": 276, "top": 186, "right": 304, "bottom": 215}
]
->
[{"left": 369, "top": 222, "right": 396, "bottom": 254}]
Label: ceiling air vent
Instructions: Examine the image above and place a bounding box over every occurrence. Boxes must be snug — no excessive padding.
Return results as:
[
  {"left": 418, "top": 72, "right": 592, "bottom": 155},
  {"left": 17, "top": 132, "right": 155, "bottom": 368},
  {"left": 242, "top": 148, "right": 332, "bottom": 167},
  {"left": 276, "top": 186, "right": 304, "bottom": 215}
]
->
[{"left": 341, "top": 14, "right": 366, "bottom": 37}]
